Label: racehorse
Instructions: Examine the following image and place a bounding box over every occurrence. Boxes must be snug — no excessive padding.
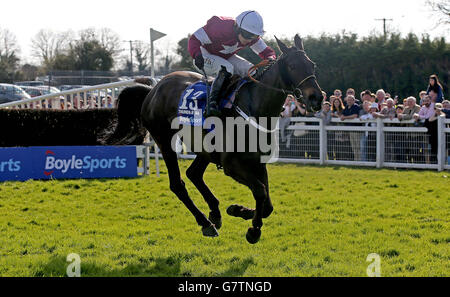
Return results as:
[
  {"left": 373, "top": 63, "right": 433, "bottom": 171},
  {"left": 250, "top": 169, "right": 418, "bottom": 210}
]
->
[{"left": 104, "top": 35, "right": 323, "bottom": 243}]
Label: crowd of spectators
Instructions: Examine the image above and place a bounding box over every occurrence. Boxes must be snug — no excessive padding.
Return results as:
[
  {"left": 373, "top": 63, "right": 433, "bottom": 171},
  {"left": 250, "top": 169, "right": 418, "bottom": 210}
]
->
[
  {"left": 25, "top": 95, "right": 116, "bottom": 110},
  {"left": 281, "top": 74, "right": 448, "bottom": 125},
  {"left": 280, "top": 74, "right": 449, "bottom": 163}
]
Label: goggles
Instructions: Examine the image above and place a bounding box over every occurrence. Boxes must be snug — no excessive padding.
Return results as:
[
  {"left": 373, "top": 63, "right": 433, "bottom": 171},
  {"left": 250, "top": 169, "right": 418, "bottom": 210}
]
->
[{"left": 240, "top": 29, "right": 258, "bottom": 40}]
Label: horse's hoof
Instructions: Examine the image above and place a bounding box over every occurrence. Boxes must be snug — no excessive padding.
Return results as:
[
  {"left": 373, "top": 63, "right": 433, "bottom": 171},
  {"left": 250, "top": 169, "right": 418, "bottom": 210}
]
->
[
  {"left": 202, "top": 224, "right": 219, "bottom": 237},
  {"left": 246, "top": 227, "right": 261, "bottom": 244},
  {"left": 227, "top": 204, "right": 255, "bottom": 220},
  {"left": 209, "top": 212, "right": 222, "bottom": 230}
]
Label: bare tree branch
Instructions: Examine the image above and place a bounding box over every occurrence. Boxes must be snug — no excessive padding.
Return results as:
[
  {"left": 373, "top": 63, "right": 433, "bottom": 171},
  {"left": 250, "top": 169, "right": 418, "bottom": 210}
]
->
[
  {"left": 134, "top": 42, "right": 150, "bottom": 71},
  {"left": 0, "top": 28, "right": 20, "bottom": 57},
  {"left": 31, "top": 29, "right": 72, "bottom": 68},
  {"left": 426, "top": 0, "right": 450, "bottom": 27}
]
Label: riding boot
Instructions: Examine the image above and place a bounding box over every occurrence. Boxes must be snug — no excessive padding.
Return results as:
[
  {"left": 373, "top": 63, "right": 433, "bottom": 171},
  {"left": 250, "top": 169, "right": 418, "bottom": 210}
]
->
[{"left": 205, "top": 66, "right": 231, "bottom": 117}]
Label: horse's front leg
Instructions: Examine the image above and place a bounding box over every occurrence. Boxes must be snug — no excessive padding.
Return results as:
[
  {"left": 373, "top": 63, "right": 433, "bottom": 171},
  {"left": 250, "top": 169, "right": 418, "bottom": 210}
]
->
[
  {"left": 223, "top": 158, "right": 270, "bottom": 244},
  {"left": 260, "top": 165, "right": 274, "bottom": 219},
  {"left": 246, "top": 180, "right": 267, "bottom": 244}
]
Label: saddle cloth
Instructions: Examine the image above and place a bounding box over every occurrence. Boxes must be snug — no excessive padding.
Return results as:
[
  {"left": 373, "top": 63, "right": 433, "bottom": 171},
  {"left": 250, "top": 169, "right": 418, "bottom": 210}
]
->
[{"left": 177, "top": 78, "right": 249, "bottom": 126}]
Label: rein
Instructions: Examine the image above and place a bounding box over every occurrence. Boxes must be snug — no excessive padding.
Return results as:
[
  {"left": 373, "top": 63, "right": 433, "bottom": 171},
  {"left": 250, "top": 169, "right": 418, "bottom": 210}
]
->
[
  {"left": 229, "top": 56, "right": 316, "bottom": 134},
  {"left": 247, "top": 59, "right": 316, "bottom": 101}
]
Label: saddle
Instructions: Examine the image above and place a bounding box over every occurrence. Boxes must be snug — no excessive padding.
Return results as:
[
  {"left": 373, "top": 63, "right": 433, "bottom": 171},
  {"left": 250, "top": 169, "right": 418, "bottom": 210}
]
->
[{"left": 177, "top": 76, "right": 249, "bottom": 126}]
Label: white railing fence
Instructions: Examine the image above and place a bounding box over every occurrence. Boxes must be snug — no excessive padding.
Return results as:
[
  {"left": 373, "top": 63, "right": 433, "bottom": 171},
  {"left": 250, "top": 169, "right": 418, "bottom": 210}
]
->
[
  {"left": 161, "top": 117, "right": 449, "bottom": 172},
  {"left": 0, "top": 80, "right": 138, "bottom": 110},
  {"left": 279, "top": 117, "right": 449, "bottom": 171}
]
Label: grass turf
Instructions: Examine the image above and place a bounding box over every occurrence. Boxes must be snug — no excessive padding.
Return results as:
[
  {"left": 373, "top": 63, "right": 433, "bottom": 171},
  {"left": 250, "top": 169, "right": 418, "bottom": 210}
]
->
[{"left": 0, "top": 160, "right": 448, "bottom": 276}]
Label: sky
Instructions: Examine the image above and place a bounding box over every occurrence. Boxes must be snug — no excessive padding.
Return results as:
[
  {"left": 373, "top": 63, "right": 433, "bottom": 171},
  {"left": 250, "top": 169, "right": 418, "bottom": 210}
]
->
[{"left": 2, "top": 0, "right": 448, "bottom": 64}]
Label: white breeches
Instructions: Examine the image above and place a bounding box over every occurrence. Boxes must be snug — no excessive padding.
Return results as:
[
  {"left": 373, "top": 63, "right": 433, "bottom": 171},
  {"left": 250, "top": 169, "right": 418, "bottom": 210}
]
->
[{"left": 193, "top": 47, "right": 254, "bottom": 77}]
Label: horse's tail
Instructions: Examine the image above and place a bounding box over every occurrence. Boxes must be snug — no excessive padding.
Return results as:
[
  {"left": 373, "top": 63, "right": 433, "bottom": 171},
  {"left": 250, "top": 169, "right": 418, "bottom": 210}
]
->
[{"left": 98, "top": 84, "right": 152, "bottom": 145}]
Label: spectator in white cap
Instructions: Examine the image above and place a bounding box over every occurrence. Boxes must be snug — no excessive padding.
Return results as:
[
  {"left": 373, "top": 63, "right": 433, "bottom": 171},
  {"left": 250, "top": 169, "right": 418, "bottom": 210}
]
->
[{"left": 360, "top": 102, "right": 379, "bottom": 120}]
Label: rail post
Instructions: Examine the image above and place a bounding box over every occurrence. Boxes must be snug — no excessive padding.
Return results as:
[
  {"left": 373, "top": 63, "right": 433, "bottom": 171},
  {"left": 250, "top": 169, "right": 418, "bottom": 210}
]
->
[
  {"left": 437, "top": 116, "right": 445, "bottom": 171},
  {"left": 319, "top": 118, "right": 327, "bottom": 165},
  {"left": 376, "top": 118, "right": 384, "bottom": 168},
  {"left": 143, "top": 144, "right": 150, "bottom": 175}
]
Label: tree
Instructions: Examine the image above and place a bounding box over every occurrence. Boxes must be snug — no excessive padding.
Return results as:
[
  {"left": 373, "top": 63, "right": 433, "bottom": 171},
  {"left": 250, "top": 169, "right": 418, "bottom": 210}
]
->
[
  {"left": 134, "top": 42, "right": 150, "bottom": 72},
  {"left": 155, "top": 54, "right": 175, "bottom": 75},
  {"left": 0, "top": 28, "right": 20, "bottom": 82},
  {"left": 41, "top": 28, "right": 120, "bottom": 71},
  {"left": 18, "top": 64, "right": 41, "bottom": 81},
  {"left": 173, "top": 36, "right": 196, "bottom": 71},
  {"left": 426, "top": 0, "right": 450, "bottom": 27},
  {"left": 52, "top": 52, "right": 75, "bottom": 70},
  {"left": 97, "top": 28, "right": 122, "bottom": 61},
  {"left": 31, "top": 29, "right": 72, "bottom": 70},
  {"left": 70, "top": 39, "right": 114, "bottom": 71}
]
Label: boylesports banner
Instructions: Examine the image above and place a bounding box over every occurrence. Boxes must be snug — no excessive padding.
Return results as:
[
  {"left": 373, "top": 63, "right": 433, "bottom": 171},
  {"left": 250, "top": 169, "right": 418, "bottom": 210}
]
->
[{"left": 0, "top": 146, "right": 137, "bottom": 182}]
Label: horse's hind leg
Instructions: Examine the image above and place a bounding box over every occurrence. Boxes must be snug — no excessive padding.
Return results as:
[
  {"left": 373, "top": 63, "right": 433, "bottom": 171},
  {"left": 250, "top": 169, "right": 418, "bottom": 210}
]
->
[
  {"left": 186, "top": 155, "right": 222, "bottom": 229},
  {"left": 158, "top": 142, "right": 218, "bottom": 237}
]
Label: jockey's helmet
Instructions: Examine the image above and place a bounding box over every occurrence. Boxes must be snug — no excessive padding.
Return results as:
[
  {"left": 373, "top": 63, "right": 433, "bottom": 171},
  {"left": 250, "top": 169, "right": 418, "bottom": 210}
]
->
[{"left": 236, "top": 10, "right": 265, "bottom": 37}]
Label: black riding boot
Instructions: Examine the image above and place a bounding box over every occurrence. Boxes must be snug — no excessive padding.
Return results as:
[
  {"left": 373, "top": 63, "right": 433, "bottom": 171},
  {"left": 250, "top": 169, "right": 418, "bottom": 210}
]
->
[{"left": 205, "top": 67, "right": 231, "bottom": 117}]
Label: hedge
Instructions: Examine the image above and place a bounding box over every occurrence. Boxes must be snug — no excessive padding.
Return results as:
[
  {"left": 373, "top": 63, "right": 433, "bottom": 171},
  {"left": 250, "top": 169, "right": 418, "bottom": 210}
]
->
[{"left": 0, "top": 109, "right": 117, "bottom": 147}]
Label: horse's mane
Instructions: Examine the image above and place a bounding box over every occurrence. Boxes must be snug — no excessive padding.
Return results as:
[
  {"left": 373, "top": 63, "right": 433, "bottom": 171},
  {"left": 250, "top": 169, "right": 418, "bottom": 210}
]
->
[
  {"left": 252, "top": 58, "right": 278, "bottom": 81},
  {"left": 251, "top": 49, "right": 312, "bottom": 82}
]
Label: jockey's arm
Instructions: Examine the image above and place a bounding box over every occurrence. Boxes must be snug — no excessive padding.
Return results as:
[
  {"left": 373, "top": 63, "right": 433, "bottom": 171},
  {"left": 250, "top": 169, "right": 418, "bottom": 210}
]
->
[
  {"left": 188, "top": 16, "right": 223, "bottom": 59},
  {"left": 250, "top": 38, "right": 276, "bottom": 60},
  {"left": 188, "top": 34, "right": 203, "bottom": 59}
]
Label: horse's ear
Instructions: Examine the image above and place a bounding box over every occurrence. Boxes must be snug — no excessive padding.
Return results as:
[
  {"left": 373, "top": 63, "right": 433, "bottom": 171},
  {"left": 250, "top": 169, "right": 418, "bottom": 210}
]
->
[
  {"left": 275, "top": 36, "right": 289, "bottom": 54},
  {"left": 294, "top": 34, "right": 304, "bottom": 51}
]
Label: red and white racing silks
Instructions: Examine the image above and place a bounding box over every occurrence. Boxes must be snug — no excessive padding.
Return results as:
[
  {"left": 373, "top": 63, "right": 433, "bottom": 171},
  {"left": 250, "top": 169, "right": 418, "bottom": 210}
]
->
[{"left": 188, "top": 16, "right": 276, "bottom": 61}]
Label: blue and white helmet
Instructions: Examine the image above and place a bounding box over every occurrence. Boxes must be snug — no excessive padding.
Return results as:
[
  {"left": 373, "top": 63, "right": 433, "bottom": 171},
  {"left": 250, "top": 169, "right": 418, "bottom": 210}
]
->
[{"left": 236, "top": 10, "right": 265, "bottom": 36}]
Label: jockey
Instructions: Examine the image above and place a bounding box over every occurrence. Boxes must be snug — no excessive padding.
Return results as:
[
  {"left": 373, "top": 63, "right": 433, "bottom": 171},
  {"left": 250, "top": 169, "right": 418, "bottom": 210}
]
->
[{"left": 188, "top": 10, "right": 277, "bottom": 117}]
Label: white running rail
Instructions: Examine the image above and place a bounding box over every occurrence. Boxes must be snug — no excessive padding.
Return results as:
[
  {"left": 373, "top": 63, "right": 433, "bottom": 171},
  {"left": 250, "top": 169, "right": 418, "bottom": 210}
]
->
[{"left": 0, "top": 80, "right": 138, "bottom": 109}]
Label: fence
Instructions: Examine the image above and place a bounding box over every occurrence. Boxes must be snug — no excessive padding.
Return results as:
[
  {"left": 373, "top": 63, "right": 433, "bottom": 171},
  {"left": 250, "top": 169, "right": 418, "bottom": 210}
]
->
[
  {"left": 277, "top": 116, "right": 450, "bottom": 171},
  {"left": 137, "top": 142, "right": 160, "bottom": 177},
  {"left": 42, "top": 70, "right": 154, "bottom": 86},
  {"left": 0, "top": 80, "right": 139, "bottom": 110},
  {"left": 145, "top": 117, "right": 449, "bottom": 172}
]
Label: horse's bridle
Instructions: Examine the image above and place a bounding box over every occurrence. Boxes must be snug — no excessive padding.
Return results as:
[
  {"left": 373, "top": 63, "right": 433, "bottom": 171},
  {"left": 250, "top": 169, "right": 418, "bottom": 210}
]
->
[
  {"left": 229, "top": 56, "right": 316, "bottom": 134},
  {"left": 247, "top": 56, "right": 317, "bottom": 102}
]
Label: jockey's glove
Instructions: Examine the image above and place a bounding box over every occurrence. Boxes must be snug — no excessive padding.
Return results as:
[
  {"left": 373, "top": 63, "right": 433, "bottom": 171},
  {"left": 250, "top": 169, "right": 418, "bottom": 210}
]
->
[{"left": 195, "top": 54, "right": 205, "bottom": 70}]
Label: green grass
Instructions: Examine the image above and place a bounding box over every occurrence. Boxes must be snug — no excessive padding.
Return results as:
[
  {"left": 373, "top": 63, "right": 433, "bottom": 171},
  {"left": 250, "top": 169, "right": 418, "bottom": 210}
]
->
[{"left": 0, "top": 161, "right": 448, "bottom": 277}]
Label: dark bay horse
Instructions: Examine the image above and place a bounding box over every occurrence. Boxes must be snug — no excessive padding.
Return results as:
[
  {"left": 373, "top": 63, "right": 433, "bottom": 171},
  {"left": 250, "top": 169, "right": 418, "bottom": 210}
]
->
[{"left": 105, "top": 35, "right": 323, "bottom": 243}]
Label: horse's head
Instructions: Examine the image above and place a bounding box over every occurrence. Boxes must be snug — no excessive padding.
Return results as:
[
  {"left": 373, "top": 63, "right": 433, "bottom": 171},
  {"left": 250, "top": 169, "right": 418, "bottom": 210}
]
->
[{"left": 276, "top": 35, "right": 323, "bottom": 113}]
